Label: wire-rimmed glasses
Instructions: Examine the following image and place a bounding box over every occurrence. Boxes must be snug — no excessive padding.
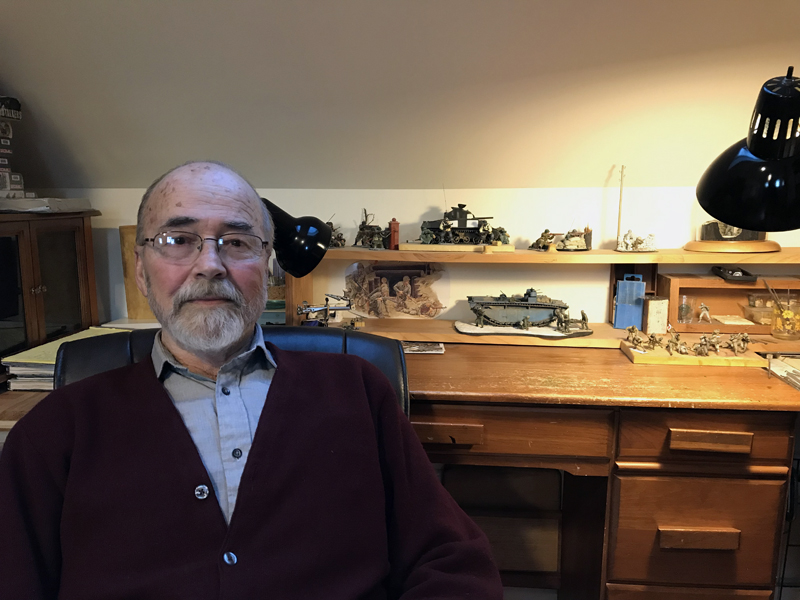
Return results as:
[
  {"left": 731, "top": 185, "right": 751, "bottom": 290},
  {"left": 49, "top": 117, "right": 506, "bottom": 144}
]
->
[{"left": 141, "top": 231, "right": 269, "bottom": 264}]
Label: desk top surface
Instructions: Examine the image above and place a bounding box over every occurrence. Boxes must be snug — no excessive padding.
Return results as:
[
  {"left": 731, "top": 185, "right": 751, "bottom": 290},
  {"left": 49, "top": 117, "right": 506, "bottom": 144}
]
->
[
  {"left": 2, "top": 346, "right": 800, "bottom": 424},
  {"left": 407, "top": 344, "right": 800, "bottom": 412}
]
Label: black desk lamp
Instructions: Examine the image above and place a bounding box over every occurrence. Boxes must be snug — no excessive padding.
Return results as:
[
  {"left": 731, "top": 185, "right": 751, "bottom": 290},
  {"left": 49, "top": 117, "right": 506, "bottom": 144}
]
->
[
  {"left": 261, "top": 198, "right": 332, "bottom": 278},
  {"left": 695, "top": 66, "right": 800, "bottom": 241}
]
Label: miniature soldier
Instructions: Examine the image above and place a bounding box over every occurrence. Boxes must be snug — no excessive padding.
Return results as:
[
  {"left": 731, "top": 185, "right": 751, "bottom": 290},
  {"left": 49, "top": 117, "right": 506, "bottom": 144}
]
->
[
  {"left": 665, "top": 331, "right": 681, "bottom": 356},
  {"left": 370, "top": 229, "right": 384, "bottom": 249},
  {"left": 581, "top": 310, "right": 589, "bottom": 330},
  {"left": 646, "top": 333, "right": 663, "bottom": 350},
  {"left": 709, "top": 329, "right": 722, "bottom": 353},
  {"left": 698, "top": 302, "right": 712, "bottom": 323},
  {"left": 493, "top": 227, "right": 510, "bottom": 245},
  {"left": 478, "top": 220, "right": 492, "bottom": 244},
  {"left": 530, "top": 229, "right": 552, "bottom": 250},
  {"left": 693, "top": 337, "right": 710, "bottom": 356},
  {"left": 520, "top": 315, "right": 531, "bottom": 330},
  {"left": 420, "top": 227, "right": 435, "bottom": 244},
  {"left": 625, "top": 325, "right": 641, "bottom": 344},
  {"left": 676, "top": 341, "right": 690, "bottom": 355},
  {"left": 622, "top": 230, "right": 634, "bottom": 251},
  {"left": 474, "top": 307, "right": 487, "bottom": 328},
  {"left": 438, "top": 219, "right": 454, "bottom": 244},
  {"left": 739, "top": 332, "right": 751, "bottom": 353},
  {"left": 727, "top": 333, "right": 743, "bottom": 354}
]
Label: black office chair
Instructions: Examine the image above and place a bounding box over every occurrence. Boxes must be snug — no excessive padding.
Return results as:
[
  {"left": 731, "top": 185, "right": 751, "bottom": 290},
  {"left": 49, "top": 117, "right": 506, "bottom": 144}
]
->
[{"left": 54, "top": 326, "right": 409, "bottom": 416}]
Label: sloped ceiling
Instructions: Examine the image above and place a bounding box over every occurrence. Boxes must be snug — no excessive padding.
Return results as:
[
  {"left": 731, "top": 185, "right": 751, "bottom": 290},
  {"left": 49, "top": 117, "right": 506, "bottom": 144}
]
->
[{"left": 1, "top": 0, "right": 799, "bottom": 189}]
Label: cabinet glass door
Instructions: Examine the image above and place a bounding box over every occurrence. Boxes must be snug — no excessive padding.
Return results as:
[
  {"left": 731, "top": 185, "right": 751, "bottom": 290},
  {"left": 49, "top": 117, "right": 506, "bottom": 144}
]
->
[
  {"left": 0, "top": 232, "right": 28, "bottom": 356},
  {"left": 35, "top": 227, "right": 84, "bottom": 340}
]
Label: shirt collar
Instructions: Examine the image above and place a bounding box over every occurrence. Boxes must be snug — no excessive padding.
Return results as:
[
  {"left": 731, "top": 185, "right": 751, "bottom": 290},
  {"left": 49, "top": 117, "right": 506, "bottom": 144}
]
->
[{"left": 151, "top": 326, "right": 277, "bottom": 381}]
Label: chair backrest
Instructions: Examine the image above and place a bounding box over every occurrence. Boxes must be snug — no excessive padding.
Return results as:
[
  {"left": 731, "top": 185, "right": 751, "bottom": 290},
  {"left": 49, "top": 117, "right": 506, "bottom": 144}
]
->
[{"left": 54, "top": 326, "right": 409, "bottom": 415}]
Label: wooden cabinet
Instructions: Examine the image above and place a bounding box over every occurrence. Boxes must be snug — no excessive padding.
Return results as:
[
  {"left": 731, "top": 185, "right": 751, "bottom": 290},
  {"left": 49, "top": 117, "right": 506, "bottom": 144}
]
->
[
  {"left": 607, "top": 407, "right": 794, "bottom": 598},
  {"left": 608, "top": 475, "right": 785, "bottom": 586},
  {"left": 0, "top": 211, "right": 99, "bottom": 357}
]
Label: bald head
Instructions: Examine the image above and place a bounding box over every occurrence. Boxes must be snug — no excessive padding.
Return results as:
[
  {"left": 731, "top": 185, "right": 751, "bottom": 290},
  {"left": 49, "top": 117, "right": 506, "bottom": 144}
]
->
[{"left": 136, "top": 161, "right": 272, "bottom": 246}]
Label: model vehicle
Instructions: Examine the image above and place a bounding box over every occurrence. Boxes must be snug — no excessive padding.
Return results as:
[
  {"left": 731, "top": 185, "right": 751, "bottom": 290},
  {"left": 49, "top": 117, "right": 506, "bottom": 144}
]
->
[
  {"left": 467, "top": 288, "right": 568, "bottom": 327},
  {"left": 420, "top": 204, "right": 495, "bottom": 244}
]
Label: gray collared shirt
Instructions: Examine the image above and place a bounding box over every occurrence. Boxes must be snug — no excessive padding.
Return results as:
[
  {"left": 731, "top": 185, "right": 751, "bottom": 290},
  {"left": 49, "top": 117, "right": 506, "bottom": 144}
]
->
[{"left": 151, "top": 327, "right": 276, "bottom": 523}]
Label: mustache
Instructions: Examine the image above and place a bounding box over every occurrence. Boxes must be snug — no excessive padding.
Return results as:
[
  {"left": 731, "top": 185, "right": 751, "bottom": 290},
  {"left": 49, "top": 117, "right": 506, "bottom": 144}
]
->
[{"left": 172, "top": 280, "right": 245, "bottom": 312}]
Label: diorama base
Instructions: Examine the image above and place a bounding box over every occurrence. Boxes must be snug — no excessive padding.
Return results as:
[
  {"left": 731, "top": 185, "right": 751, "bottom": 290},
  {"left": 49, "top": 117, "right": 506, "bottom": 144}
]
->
[
  {"left": 455, "top": 321, "right": 593, "bottom": 339},
  {"left": 619, "top": 341, "right": 767, "bottom": 368}
]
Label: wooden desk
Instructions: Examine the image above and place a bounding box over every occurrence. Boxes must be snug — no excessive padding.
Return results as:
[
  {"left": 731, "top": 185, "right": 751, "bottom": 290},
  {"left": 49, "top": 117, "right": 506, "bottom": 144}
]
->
[
  {"left": 407, "top": 345, "right": 800, "bottom": 600},
  {"left": 2, "top": 345, "right": 799, "bottom": 599}
]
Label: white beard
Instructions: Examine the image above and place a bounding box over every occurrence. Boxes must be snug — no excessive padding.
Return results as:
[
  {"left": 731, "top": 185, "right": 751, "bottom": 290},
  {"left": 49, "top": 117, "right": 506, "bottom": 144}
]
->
[{"left": 146, "top": 276, "right": 267, "bottom": 356}]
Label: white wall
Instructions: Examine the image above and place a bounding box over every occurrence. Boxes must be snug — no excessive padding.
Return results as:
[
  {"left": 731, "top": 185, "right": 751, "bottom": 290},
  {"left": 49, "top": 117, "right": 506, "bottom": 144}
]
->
[{"left": 76, "top": 186, "right": 800, "bottom": 324}]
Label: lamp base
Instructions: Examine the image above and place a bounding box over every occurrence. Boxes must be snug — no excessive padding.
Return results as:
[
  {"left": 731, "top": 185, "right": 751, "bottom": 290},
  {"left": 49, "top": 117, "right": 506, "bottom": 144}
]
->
[{"left": 683, "top": 239, "right": 781, "bottom": 253}]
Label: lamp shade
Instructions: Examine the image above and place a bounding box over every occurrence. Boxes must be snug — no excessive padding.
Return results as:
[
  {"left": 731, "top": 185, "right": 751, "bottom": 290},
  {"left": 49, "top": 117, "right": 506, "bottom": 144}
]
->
[
  {"left": 261, "top": 198, "right": 332, "bottom": 278},
  {"left": 697, "top": 67, "right": 800, "bottom": 232}
]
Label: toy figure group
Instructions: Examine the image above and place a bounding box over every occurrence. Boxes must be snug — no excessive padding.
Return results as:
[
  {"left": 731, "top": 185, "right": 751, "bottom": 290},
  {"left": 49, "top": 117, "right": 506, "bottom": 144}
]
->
[{"left": 626, "top": 326, "right": 751, "bottom": 356}]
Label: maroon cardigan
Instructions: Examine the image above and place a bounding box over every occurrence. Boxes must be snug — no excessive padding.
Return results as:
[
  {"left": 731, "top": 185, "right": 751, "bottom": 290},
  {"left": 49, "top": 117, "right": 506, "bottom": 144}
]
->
[{"left": 0, "top": 344, "right": 501, "bottom": 599}]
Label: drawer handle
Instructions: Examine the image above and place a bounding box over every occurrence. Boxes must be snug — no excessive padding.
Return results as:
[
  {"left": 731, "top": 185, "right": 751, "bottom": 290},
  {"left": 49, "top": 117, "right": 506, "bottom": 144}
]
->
[
  {"left": 658, "top": 526, "right": 741, "bottom": 550},
  {"left": 668, "top": 428, "right": 754, "bottom": 454},
  {"left": 411, "top": 422, "right": 484, "bottom": 445}
]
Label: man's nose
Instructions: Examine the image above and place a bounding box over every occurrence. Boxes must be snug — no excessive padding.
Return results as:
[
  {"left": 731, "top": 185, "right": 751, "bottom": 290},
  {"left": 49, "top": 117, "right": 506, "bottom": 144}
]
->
[{"left": 192, "top": 239, "right": 227, "bottom": 278}]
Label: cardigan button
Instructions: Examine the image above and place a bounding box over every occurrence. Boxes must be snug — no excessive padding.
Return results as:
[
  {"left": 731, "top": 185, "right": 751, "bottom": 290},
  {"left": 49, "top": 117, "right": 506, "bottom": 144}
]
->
[
  {"left": 194, "top": 485, "right": 210, "bottom": 500},
  {"left": 223, "top": 551, "right": 238, "bottom": 565}
]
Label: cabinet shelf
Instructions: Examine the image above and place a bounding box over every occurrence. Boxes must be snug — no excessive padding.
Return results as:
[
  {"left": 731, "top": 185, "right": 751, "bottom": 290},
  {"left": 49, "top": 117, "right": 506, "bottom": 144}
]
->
[
  {"left": 285, "top": 246, "right": 800, "bottom": 326},
  {"left": 320, "top": 246, "right": 800, "bottom": 265}
]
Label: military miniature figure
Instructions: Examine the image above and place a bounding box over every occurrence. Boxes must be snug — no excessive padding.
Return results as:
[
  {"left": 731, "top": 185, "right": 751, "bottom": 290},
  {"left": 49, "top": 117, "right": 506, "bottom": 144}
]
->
[
  {"left": 529, "top": 229, "right": 556, "bottom": 250},
  {"left": 419, "top": 227, "right": 435, "bottom": 244},
  {"left": 646, "top": 333, "right": 663, "bottom": 350},
  {"left": 665, "top": 331, "right": 681, "bottom": 356},
  {"left": 492, "top": 227, "right": 510, "bottom": 245},
  {"left": 353, "top": 209, "right": 384, "bottom": 247},
  {"left": 615, "top": 229, "right": 657, "bottom": 252},
  {"left": 692, "top": 336, "right": 710, "bottom": 356},
  {"left": 326, "top": 220, "right": 348, "bottom": 248},
  {"left": 625, "top": 325, "right": 644, "bottom": 344},
  {"left": 709, "top": 329, "right": 722, "bottom": 353},
  {"left": 698, "top": 302, "right": 712, "bottom": 323},
  {"left": 580, "top": 310, "right": 589, "bottom": 330},
  {"left": 556, "top": 226, "right": 592, "bottom": 251}
]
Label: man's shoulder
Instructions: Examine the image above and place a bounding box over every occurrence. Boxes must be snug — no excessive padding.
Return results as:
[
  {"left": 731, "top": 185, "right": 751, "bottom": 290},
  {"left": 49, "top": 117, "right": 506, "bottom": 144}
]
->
[{"left": 17, "top": 360, "right": 157, "bottom": 432}]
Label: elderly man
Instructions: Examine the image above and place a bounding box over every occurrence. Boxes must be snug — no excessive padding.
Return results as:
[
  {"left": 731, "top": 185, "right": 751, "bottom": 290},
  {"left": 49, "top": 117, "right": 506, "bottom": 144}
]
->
[{"left": 0, "top": 161, "right": 502, "bottom": 599}]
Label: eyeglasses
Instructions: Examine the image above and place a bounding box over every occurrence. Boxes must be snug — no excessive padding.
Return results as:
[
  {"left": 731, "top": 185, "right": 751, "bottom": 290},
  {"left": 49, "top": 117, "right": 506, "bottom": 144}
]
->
[{"left": 141, "top": 231, "right": 269, "bottom": 264}]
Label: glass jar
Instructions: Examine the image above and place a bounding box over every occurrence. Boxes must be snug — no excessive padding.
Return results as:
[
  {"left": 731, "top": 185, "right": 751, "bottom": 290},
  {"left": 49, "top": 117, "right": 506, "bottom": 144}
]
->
[{"left": 772, "top": 298, "right": 800, "bottom": 340}]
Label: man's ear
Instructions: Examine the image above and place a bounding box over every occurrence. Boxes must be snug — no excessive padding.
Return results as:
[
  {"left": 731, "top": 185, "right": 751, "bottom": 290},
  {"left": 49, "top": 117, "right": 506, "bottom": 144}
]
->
[{"left": 134, "top": 247, "right": 149, "bottom": 298}]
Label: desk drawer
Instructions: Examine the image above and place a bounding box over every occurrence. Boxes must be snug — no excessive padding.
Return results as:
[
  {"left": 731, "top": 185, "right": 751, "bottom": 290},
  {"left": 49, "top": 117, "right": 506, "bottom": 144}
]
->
[
  {"left": 411, "top": 405, "right": 613, "bottom": 459},
  {"left": 618, "top": 410, "right": 793, "bottom": 465},
  {"left": 608, "top": 475, "right": 785, "bottom": 587},
  {"left": 606, "top": 583, "right": 772, "bottom": 599}
]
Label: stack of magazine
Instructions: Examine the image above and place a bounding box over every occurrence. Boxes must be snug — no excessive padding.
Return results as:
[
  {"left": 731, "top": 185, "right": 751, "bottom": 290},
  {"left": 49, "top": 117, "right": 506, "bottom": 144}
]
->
[{"left": 2, "top": 327, "right": 127, "bottom": 391}]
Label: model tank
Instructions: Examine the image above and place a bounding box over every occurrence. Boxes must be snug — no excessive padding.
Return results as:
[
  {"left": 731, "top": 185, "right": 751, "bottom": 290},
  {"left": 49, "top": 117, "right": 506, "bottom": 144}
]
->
[
  {"left": 421, "top": 204, "right": 494, "bottom": 244},
  {"left": 467, "top": 288, "right": 568, "bottom": 327}
]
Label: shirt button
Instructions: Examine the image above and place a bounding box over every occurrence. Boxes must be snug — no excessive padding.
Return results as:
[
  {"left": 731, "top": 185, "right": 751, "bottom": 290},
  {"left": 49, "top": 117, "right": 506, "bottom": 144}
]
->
[
  {"left": 194, "top": 484, "right": 210, "bottom": 500},
  {"left": 221, "top": 387, "right": 231, "bottom": 396},
  {"left": 223, "top": 551, "right": 238, "bottom": 565},
  {"left": 232, "top": 448, "right": 243, "bottom": 459}
]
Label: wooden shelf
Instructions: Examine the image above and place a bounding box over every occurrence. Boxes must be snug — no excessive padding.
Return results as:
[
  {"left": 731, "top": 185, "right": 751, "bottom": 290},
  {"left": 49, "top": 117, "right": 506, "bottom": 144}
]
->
[
  {"left": 336, "top": 318, "right": 800, "bottom": 353},
  {"left": 320, "top": 247, "right": 800, "bottom": 265},
  {"left": 657, "top": 274, "right": 800, "bottom": 335}
]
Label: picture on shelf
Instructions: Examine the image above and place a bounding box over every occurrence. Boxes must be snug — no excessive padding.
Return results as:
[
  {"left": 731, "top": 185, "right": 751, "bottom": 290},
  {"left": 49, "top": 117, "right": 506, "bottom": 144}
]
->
[{"left": 344, "top": 261, "right": 448, "bottom": 319}]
